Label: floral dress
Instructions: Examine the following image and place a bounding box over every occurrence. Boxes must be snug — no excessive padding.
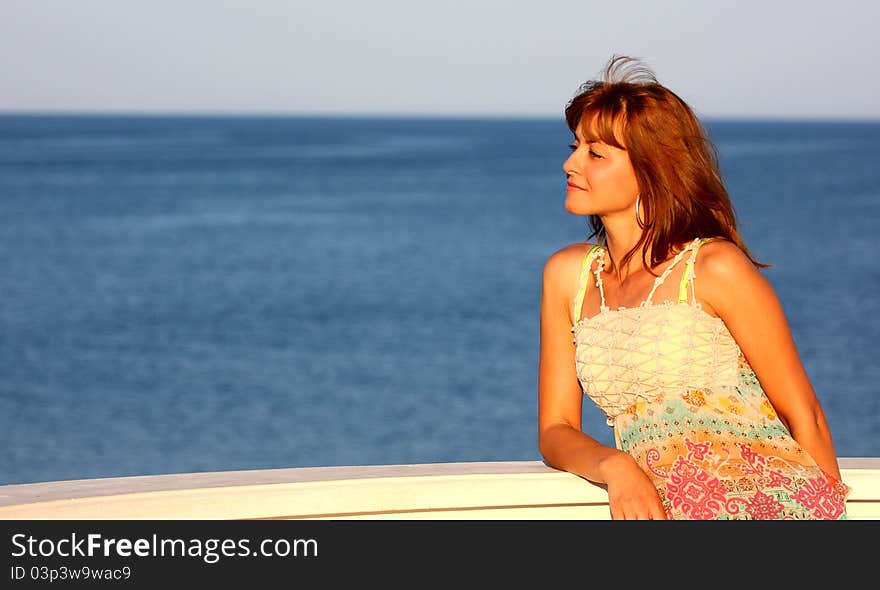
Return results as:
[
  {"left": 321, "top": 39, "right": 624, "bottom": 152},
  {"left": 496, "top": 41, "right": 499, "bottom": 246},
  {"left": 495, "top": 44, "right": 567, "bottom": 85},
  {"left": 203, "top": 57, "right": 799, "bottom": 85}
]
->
[{"left": 570, "top": 237, "right": 851, "bottom": 519}]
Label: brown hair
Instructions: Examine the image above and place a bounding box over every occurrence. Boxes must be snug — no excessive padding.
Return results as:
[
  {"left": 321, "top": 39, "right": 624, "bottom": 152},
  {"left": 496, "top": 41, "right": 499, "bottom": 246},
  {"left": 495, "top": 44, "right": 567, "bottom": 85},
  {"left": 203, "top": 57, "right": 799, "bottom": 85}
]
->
[{"left": 564, "top": 54, "right": 770, "bottom": 273}]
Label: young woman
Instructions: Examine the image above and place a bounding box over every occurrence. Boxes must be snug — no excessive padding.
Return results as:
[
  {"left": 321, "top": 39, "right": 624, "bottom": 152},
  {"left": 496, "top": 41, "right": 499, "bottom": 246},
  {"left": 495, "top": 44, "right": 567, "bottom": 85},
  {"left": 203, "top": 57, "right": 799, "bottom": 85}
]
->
[{"left": 537, "top": 54, "right": 850, "bottom": 520}]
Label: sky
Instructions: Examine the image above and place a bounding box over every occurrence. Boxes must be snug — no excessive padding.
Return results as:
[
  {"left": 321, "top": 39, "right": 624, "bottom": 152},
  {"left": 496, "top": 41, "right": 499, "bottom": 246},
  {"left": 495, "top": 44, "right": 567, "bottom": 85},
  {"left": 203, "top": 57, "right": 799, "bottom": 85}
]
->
[{"left": 1, "top": 0, "right": 877, "bottom": 120}]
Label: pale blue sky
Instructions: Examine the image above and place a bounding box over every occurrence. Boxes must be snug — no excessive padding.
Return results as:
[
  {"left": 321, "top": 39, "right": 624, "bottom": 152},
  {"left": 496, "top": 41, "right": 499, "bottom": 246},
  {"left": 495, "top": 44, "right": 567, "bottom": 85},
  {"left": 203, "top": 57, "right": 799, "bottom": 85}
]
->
[{"left": 1, "top": 0, "right": 877, "bottom": 119}]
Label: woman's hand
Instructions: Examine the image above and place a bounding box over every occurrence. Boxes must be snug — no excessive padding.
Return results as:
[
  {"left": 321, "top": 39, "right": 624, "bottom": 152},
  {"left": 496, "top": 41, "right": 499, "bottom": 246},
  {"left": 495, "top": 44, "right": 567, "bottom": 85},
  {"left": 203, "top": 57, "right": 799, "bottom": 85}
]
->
[{"left": 599, "top": 452, "right": 668, "bottom": 520}]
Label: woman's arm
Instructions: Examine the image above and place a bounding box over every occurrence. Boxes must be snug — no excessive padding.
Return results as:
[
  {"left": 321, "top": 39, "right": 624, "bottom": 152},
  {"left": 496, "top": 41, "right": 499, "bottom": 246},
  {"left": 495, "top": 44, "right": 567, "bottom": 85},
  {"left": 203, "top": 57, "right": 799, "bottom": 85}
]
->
[
  {"left": 695, "top": 241, "right": 844, "bottom": 482},
  {"left": 538, "top": 247, "right": 667, "bottom": 519}
]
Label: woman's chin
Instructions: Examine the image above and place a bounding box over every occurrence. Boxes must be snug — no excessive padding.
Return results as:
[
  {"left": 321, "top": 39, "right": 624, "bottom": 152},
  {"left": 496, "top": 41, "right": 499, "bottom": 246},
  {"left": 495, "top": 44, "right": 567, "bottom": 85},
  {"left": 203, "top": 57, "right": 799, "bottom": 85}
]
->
[{"left": 565, "top": 200, "right": 596, "bottom": 216}]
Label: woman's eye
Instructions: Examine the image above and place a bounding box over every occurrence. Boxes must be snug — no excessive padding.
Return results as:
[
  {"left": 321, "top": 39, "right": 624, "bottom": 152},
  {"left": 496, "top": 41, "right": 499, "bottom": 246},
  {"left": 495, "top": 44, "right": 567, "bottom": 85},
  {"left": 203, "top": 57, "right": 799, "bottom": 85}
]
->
[{"left": 567, "top": 144, "right": 602, "bottom": 158}]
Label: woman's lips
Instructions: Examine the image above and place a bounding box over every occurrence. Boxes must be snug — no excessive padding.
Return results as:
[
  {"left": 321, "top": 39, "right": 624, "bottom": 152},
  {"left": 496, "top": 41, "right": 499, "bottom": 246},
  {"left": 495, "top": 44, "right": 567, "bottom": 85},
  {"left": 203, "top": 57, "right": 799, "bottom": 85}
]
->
[{"left": 567, "top": 183, "right": 586, "bottom": 191}]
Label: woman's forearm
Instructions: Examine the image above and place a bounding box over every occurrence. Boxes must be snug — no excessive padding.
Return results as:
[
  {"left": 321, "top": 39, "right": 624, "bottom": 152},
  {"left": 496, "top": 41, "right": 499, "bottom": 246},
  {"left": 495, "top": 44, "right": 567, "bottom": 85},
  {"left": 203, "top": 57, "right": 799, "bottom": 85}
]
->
[
  {"left": 788, "top": 411, "right": 844, "bottom": 481},
  {"left": 539, "top": 423, "right": 632, "bottom": 485}
]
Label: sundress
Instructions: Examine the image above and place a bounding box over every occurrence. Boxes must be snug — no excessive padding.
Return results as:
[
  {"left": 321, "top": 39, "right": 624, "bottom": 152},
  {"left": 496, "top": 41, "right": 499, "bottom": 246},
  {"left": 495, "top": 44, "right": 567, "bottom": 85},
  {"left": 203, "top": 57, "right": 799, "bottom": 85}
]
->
[{"left": 570, "top": 236, "right": 851, "bottom": 520}]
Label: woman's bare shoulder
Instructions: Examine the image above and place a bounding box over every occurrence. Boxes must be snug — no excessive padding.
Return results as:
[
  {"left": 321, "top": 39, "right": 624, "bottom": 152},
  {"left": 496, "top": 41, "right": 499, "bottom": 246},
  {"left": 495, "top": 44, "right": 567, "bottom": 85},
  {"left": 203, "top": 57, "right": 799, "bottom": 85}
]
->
[
  {"left": 695, "top": 238, "right": 767, "bottom": 316},
  {"left": 697, "top": 238, "right": 758, "bottom": 278},
  {"left": 542, "top": 242, "right": 598, "bottom": 295},
  {"left": 543, "top": 242, "right": 598, "bottom": 278}
]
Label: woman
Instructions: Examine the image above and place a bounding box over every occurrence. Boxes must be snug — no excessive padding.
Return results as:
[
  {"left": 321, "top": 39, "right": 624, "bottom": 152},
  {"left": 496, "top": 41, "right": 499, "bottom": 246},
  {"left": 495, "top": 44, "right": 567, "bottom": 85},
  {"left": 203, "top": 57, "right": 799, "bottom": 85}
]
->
[{"left": 537, "top": 54, "right": 850, "bottom": 520}]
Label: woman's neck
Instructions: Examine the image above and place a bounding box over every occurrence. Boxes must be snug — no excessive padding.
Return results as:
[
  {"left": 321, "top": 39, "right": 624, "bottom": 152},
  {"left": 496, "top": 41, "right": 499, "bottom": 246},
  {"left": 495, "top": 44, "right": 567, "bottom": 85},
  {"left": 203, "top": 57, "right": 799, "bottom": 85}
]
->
[{"left": 601, "top": 232, "right": 652, "bottom": 285}]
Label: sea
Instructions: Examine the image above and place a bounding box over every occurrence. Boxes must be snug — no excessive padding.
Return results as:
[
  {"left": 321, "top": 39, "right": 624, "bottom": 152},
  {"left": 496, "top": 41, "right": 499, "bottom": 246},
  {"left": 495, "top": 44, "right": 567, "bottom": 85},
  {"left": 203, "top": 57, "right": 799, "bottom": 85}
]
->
[{"left": 0, "top": 114, "right": 878, "bottom": 486}]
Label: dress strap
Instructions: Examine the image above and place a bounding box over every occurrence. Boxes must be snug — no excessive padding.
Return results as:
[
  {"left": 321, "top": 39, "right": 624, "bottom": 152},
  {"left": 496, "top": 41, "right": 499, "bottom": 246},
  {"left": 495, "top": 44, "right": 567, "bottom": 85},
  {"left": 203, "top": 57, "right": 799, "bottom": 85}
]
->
[
  {"left": 572, "top": 244, "right": 604, "bottom": 326},
  {"left": 677, "top": 237, "right": 716, "bottom": 304},
  {"left": 642, "top": 237, "right": 702, "bottom": 306}
]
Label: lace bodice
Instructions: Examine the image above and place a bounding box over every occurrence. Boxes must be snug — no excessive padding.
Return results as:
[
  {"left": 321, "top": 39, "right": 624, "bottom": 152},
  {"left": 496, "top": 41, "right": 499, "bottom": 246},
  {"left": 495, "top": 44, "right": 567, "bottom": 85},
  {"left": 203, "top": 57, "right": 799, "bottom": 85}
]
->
[{"left": 570, "top": 237, "right": 744, "bottom": 426}]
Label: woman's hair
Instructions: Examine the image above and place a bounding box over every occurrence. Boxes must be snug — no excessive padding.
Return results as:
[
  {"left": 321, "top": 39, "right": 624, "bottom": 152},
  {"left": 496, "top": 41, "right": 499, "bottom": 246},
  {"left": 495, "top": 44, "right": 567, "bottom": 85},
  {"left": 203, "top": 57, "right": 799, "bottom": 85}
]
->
[{"left": 565, "top": 54, "right": 770, "bottom": 272}]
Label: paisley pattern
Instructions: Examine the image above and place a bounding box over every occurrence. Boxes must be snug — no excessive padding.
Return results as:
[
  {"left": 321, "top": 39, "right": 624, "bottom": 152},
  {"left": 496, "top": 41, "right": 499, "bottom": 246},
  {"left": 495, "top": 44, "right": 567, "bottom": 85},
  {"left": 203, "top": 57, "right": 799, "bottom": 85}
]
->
[{"left": 571, "top": 238, "right": 850, "bottom": 519}]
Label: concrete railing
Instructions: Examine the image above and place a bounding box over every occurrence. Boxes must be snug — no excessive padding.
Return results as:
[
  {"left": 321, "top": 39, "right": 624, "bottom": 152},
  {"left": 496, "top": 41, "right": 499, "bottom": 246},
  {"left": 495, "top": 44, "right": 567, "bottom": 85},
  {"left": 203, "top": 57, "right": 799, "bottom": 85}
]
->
[{"left": 1, "top": 458, "right": 877, "bottom": 520}]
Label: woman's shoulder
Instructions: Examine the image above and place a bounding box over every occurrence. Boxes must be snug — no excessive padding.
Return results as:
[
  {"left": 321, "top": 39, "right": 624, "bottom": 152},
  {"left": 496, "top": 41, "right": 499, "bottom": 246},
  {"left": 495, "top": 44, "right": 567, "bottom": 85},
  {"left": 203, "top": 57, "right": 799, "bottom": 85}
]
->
[
  {"left": 543, "top": 242, "right": 600, "bottom": 272},
  {"left": 695, "top": 237, "right": 755, "bottom": 276},
  {"left": 694, "top": 237, "right": 766, "bottom": 313},
  {"left": 542, "top": 242, "right": 600, "bottom": 291}
]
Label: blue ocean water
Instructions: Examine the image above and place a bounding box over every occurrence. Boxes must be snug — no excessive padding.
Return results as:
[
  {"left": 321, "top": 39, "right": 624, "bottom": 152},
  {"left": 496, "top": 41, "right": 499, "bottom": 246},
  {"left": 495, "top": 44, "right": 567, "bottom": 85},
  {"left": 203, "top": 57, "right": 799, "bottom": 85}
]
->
[{"left": 0, "top": 114, "right": 877, "bottom": 486}]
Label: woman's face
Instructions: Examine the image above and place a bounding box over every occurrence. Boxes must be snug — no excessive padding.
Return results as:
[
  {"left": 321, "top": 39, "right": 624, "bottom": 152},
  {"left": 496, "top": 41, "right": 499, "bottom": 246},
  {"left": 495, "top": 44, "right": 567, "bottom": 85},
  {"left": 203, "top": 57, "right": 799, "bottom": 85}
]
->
[{"left": 562, "top": 115, "right": 640, "bottom": 217}]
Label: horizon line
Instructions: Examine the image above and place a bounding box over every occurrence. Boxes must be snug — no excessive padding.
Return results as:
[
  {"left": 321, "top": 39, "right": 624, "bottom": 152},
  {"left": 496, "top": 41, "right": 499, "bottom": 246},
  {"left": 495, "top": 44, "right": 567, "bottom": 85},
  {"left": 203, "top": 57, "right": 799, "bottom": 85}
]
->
[{"left": 1, "top": 109, "right": 879, "bottom": 124}]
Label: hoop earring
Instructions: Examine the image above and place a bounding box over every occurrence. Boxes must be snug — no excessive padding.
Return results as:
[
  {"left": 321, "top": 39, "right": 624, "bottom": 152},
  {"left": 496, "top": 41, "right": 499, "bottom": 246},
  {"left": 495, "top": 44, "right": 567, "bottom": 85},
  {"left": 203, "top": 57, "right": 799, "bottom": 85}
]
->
[{"left": 635, "top": 193, "right": 645, "bottom": 228}]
